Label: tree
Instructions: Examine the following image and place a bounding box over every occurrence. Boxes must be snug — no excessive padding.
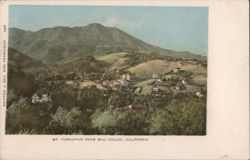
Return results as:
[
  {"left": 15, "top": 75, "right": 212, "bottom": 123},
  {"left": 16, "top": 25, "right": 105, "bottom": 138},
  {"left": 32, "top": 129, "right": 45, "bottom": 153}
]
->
[
  {"left": 6, "top": 97, "right": 51, "bottom": 133},
  {"left": 149, "top": 98, "right": 206, "bottom": 135},
  {"left": 7, "top": 89, "right": 18, "bottom": 106},
  {"left": 91, "top": 109, "right": 118, "bottom": 134},
  {"left": 50, "top": 107, "right": 86, "bottom": 134},
  {"left": 91, "top": 108, "right": 150, "bottom": 135}
]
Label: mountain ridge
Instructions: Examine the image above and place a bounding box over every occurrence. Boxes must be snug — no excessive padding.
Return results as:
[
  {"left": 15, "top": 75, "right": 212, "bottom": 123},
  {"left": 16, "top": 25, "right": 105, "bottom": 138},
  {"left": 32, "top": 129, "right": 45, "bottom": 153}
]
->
[{"left": 9, "top": 23, "right": 206, "bottom": 63}]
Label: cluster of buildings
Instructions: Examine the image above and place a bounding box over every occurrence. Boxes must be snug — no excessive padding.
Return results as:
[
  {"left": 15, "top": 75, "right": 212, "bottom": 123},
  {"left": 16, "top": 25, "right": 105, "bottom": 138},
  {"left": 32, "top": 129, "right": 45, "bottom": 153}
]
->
[
  {"left": 101, "top": 67, "right": 205, "bottom": 98},
  {"left": 102, "top": 71, "right": 133, "bottom": 90},
  {"left": 31, "top": 93, "right": 52, "bottom": 104},
  {"left": 150, "top": 69, "right": 205, "bottom": 98}
]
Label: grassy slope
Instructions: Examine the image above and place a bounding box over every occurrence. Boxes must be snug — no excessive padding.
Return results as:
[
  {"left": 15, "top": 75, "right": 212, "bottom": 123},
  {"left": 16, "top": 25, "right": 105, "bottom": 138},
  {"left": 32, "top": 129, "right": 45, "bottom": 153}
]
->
[
  {"left": 96, "top": 52, "right": 128, "bottom": 63},
  {"left": 128, "top": 60, "right": 179, "bottom": 77},
  {"left": 127, "top": 59, "right": 207, "bottom": 76}
]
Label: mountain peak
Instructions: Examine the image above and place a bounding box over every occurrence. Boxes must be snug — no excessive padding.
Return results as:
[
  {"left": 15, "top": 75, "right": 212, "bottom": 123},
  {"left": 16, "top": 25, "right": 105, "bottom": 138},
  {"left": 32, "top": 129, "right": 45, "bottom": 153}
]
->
[{"left": 87, "top": 23, "right": 106, "bottom": 28}]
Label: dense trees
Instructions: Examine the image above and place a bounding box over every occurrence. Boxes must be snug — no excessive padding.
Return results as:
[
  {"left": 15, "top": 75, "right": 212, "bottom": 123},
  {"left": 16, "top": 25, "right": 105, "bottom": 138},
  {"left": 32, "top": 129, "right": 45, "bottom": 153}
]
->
[
  {"left": 6, "top": 65, "right": 207, "bottom": 134},
  {"left": 149, "top": 98, "right": 206, "bottom": 135},
  {"left": 91, "top": 108, "right": 149, "bottom": 135},
  {"left": 6, "top": 85, "right": 206, "bottom": 135},
  {"left": 6, "top": 97, "right": 51, "bottom": 133}
]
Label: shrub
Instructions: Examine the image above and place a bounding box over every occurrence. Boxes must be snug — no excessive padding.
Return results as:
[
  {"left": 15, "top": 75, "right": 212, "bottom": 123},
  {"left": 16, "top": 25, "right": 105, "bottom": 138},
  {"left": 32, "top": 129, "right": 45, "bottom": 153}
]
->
[
  {"left": 149, "top": 98, "right": 206, "bottom": 135},
  {"left": 7, "top": 89, "right": 18, "bottom": 107},
  {"left": 91, "top": 108, "right": 150, "bottom": 135},
  {"left": 116, "top": 110, "right": 149, "bottom": 135},
  {"left": 91, "top": 109, "right": 118, "bottom": 134},
  {"left": 50, "top": 107, "right": 86, "bottom": 133},
  {"left": 6, "top": 97, "right": 51, "bottom": 133}
]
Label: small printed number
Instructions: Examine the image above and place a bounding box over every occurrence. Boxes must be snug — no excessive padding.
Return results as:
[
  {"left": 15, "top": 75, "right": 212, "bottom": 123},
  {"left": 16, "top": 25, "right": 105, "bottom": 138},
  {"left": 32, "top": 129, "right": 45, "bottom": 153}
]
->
[{"left": 3, "top": 25, "right": 6, "bottom": 32}]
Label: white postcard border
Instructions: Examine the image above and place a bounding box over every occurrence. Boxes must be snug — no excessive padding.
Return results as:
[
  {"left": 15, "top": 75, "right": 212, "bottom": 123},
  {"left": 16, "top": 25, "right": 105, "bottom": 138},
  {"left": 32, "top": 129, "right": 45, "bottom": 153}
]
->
[{"left": 0, "top": 0, "right": 249, "bottom": 160}]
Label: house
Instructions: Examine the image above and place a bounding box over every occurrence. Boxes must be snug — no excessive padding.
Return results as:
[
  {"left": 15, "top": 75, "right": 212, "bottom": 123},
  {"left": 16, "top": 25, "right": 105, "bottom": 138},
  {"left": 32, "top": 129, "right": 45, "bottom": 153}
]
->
[
  {"left": 112, "top": 86, "right": 118, "bottom": 91},
  {"left": 111, "top": 80, "right": 120, "bottom": 87},
  {"left": 109, "top": 80, "right": 120, "bottom": 90},
  {"left": 41, "top": 94, "right": 51, "bottom": 103},
  {"left": 175, "top": 82, "right": 182, "bottom": 91},
  {"left": 196, "top": 91, "right": 204, "bottom": 98},
  {"left": 156, "top": 78, "right": 162, "bottom": 83},
  {"left": 175, "top": 85, "right": 181, "bottom": 91},
  {"left": 126, "top": 73, "right": 131, "bottom": 81},
  {"left": 114, "top": 80, "right": 121, "bottom": 86},
  {"left": 102, "top": 80, "right": 111, "bottom": 87},
  {"left": 121, "top": 71, "right": 133, "bottom": 81},
  {"left": 123, "top": 103, "right": 147, "bottom": 111},
  {"left": 163, "top": 75, "right": 174, "bottom": 81},
  {"left": 134, "top": 87, "right": 142, "bottom": 94},
  {"left": 128, "top": 105, "right": 133, "bottom": 110},
  {"left": 31, "top": 93, "right": 51, "bottom": 103},
  {"left": 121, "top": 74, "right": 127, "bottom": 80},
  {"left": 173, "top": 68, "right": 181, "bottom": 73},
  {"left": 124, "top": 105, "right": 133, "bottom": 111},
  {"left": 118, "top": 79, "right": 129, "bottom": 87},
  {"left": 152, "top": 73, "right": 159, "bottom": 79},
  {"left": 152, "top": 87, "right": 160, "bottom": 94},
  {"left": 181, "top": 79, "right": 188, "bottom": 85},
  {"left": 31, "top": 94, "right": 40, "bottom": 103}
]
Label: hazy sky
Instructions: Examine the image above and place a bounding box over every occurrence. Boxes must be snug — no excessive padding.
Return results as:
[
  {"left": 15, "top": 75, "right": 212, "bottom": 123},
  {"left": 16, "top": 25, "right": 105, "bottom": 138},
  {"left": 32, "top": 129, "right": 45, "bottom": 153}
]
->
[{"left": 9, "top": 5, "right": 208, "bottom": 55}]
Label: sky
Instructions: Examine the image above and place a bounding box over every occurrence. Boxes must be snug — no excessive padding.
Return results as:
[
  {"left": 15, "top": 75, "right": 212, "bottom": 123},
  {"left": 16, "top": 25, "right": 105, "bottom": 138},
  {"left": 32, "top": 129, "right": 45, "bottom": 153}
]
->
[{"left": 9, "top": 5, "right": 208, "bottom": 55}]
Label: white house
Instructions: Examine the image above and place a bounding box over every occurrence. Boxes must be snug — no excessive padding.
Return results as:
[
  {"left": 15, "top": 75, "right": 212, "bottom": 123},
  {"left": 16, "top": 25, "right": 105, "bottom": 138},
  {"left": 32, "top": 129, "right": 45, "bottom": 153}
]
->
[
  {"left": 152, "top": 73, "right": 159, "bottom": 79},
  {"left": 112, "top": 80, "right": 120, "bottom": 87},
  {"left": 31, "top": 93, "right": 51, "bottom": 103},
  {"left": 173, "top": 68, "right": 181, "bottom": 73},
  {"left": 175, "top": 82, "right": 182, "bottom": 90},
  {"left": 121, "top": 74, "right": 127, "bottom": 80},
  {"left": 102, "top": 80, "right": 111, "bottom": 87},
  {"left": 153, "top": 87, "right": 160, "bottom": 93},
  {"left": 128, "top": 105, "right": 133, "bottom": 110},
  {"left": 175, "top": 85, "right": 181, "bottom": 91},
  {"left": 118, "top": 79, "right": 129, "bottom": 87},
  {"left": 126, "top": 73, "right": 131, "bottom": 81},
  {"left": 156, "top": 78, "right": 162, "bottom": 83},
  {"left": 181, "top": 79, "right": 188, "bottom": 85},
  {"left": 41, "top": 94, "right": 51, "bottom": 103},
  {"left": 121, "top": 72, "right": 132, "bottom": 81},
  {"left": 196, "top": 91, "right": 204, "bottom": 98},
  {"left": 31, "top": 94, "right": 40, "bottom": 103},
  {"left": 134, "top": 87, "right": 142, "bottom": 94}
]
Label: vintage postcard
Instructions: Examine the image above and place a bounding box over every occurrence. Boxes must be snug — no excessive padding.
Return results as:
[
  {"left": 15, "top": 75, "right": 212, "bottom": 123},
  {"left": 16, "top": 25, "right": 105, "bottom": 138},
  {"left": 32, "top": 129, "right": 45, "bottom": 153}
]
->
[{"left": 0, "top": 0, "right": 249, "bottom": 160}]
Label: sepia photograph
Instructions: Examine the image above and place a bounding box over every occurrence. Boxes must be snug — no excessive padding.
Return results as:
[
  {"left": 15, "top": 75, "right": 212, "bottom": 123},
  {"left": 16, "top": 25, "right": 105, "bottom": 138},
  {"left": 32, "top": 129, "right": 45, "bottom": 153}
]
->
[{"left": 6, "top": 5, "right": 208, "bottom": 135}]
